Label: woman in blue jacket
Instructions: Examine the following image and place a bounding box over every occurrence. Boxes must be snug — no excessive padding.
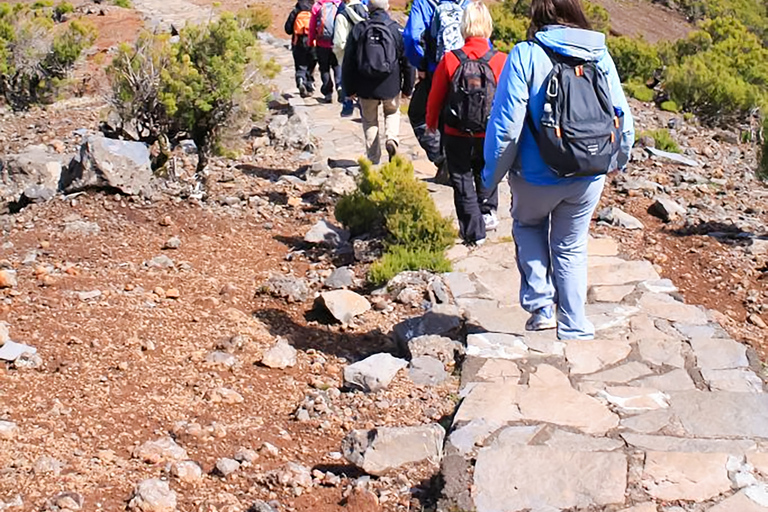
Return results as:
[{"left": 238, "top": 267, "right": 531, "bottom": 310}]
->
[{"left": 481, "top": 0, "right": 634, "bottom": 340}]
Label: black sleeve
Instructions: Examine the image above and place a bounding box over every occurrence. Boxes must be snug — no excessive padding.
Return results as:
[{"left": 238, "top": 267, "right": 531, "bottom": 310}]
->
[
  {"left": 284, "top": 8, "right": 297, "bottom": 35},
  {"left": 397, "top": 28, "right": 415, "bottom": 96},
  {"left": 342, "top": 27, "right": 359, "bottom": 97}
]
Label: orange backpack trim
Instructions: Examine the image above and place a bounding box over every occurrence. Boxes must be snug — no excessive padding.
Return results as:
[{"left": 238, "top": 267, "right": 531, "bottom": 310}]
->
[{"left": 293, "top": 10, "right": 311, "bottom": 45}]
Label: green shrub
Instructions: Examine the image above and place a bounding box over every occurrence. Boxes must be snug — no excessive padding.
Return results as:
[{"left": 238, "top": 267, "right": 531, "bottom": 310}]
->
[
  {"left": 660, "top": 100, "right": 680, "bottom": 112},
  {"left": 335, "top": 157, "right": 456, "bottom": 284},
  {"left": 623, "top": 80, "right": 655, "bottom": 102},
  {"left": 113, "top": 0, "right": 132, "bottom": 7},
  {"left": 490, "top": 2, "right": 527, "bottom": 53},
  {"left": 585, "top": 1, "right": 610, "bottom": 34},
  {"left": 608, "top": 35, "right": 661, "bottom": 83},
  {"left": 108, "top": 7, "right": 277, "bottom": 174},
  {"left": 759, "top": 118, "right": 768, "bottom": 180},
  {"left": 369, "top": 246, "right": 452, "bottom": 285},
  {"left": 639, "top": 129, "right": 680, "bottom": 153},
  {"left": 0, "top": 3, "right": 95, "bottom": 109}
]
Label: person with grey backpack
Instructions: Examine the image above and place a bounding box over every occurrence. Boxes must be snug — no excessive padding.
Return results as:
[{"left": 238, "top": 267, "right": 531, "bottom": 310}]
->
[{"left": 482, "top": 0, "right": 634, "bottom": 340}]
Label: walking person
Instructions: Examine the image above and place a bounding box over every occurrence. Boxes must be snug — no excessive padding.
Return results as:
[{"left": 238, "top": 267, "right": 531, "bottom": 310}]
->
[
  {"left": 482, "top": 0, "right": 634, "bottom": 339},
  {"left": 333, "top": 0, "right": 369, "bottom": 116},
  {"left": 285, "top": 0, "right": 318, "bottom": 97},
  {"left": 309, "top": 0, "right": 343, "bottom": 103},
  {"left": 342, "top": 0, "right": 415, "bottom": 164},
  {"left": 426, "top": 1, "right": 505, "bottom": 246},
  {"left": 404, "top": 0, "right": 470, "bottom": 183}
]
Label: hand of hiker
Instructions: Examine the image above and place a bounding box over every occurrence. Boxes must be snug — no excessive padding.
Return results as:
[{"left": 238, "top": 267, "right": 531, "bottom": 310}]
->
[{"left": 417, "top": 71, "right": 426, "bottom": 80}]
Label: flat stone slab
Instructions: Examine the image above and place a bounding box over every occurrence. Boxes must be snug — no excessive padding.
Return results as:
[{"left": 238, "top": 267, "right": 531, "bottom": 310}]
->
[
  {"left": 540, "top": 429, "right": 625, "bottom": 452},
  {"left": 702, "top": 368, "right": 764, "bottom": 393},
  {"left": 582, "top": 361, "right": 654, "bottom": 384},
  {"left": 518, "top": 365, "right": 619, "bottom": 435},
  {"left": 620, "top": 409, "right": 674, "bottom": 434},
  {"left": 472, "top": 358, "right": 521, "bottom": 383},
  {"left": 447, "top": 418, "right": 505, "bottom": 456},
  {"left": 465, "top": 305, "right": 528, "bottom": 335},
  {"left": 638, "top": 293, "right": 709, "bottom": 324},
  {"left": 629, "top": 314, "right": 686, "bottom": 368},
  {"left": 589, "top": 259, "right": 660, "bottom": 286},
  {"left": 598, "top": 386, "right": 669, "bottom": 413},
  {"left": 588, "top": 237, "right": 619, "bottom": 256},
  {"left": 466, "top": 333, "right": 528, "bottom": 360},
  {"left": 454, "top": 382, "right": 522, "bottom": 425},
  {"left": 631, "top": 369, "right": 697, "bottom": 391},
  {"left": 588, "top": 284, "right": 636, "bottom": 303},
  {"left": 566, "top": 339, "right": 632, "bottom": 375},
  {"left": 690, "top": 336, "right": 749, "bottom": 370},
  {"left": 621, "top": 433, "right": 757, "bottom": 454},
  {"left": 707, "top": 490, "right": 768, "bottom": 512},
  {"left": 474, "top": 445, "right": 627, "bottom": 512},
  {"left": 642, "top": 451, "right": 731, "bottom": 501},
  {"left": 668, "top": 391, "right": 768, "bottom": 438}
]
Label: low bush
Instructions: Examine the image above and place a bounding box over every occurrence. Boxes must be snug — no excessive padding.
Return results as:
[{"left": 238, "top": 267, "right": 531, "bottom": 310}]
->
[
  {"left": 0, "top": 2, "right": 95, "bottom": 109},
  {"left": 335, "top": 157, "right": 455, "bottom": 285},
  {"left": 108, "top": 6, "right": 276, "bottom": 174},
  {"left": 639, "top": 129, "right": 680, "bottom": 153},
  {"left": 660, "top": 100, "right": 679, "bottom": 112},
  {"left": 623, "top": 80, "right": 655, "bottom": 102},
  {"left": 608, "top": 35, "right": 661, "bottom": 83}
]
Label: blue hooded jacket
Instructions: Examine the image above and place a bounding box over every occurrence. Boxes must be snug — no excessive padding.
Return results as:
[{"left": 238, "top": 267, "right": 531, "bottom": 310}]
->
[
  {"left": 482, "top": 26, "right": 634, "bottom": 188},
  {"left": 404, "top": 0, "right": 472, "bottom": 72}
]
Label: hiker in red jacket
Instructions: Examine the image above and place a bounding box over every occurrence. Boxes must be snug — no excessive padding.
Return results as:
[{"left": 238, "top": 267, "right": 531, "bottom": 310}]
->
[
  {"left": 309, "top": 0, "right": 343, "bottom": 103},
  {"left": 426, "top": 1, "right": 505, "bottom": 246}
]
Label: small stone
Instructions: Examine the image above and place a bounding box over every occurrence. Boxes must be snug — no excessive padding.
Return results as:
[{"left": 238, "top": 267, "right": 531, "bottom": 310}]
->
[
  {"left": 597, "top": 206, "right": 644, "bottom": 230},
  {"left": 262, "top": 274, "right": 309, "bottom": 302},
  {"left": 397, "top": 287, "right": 422, "bottom": 305},
  {"left": 342, "top": 424, "right": 445, "bottom": 476},
  {"left": 0, "top": 420, "right": 18, "bottom": 440},
  {"left": 248, "top": 500, "right": 277, "bottom": 512},
  {"left": 63, "top": 221, "right": 100, "bottom": 236},
  {"left": 206, "top": 387, "right": 244, "bottom": 404},
  {"left": 0, "top": 269, "right": 17, "bottom": 288},
  {"left": 215, "top": 458, "right": 240, "bottom": 477},
  {"left": 128, "top": 479, "right": 177, "bottom": 512},
  {"left": 320, "top": 290, "right": 371, "bottom": 324},
  {"left": 646, "top": 147, "right": 700, "bottom": 166},
  {"left": 147, "top": 255, "right": 175, "bottom": 269},
  {"left": 343, "top": 353, "right": 408, "bottom": 392},
  {"left": 408, "top": 356, "right": 448, "bottom": 386},
  {"left": 304, "top": 220, "right": 350, "bottom": 248},
  {"left": 648, "top": 195, "right": 686, "bottom": 222},
  {"left": 77, "top": 290, "right": 102, "bottom": 301},
  {"left": 159, "top": 216, "right": 172, "bottom": 226},
  {"left": 261, "top": 338, "right": 297, "bottom": 369},
  {"left": 260, "top": 442, "right": 280, "bottom": 457},
  {"left": 33, "top": 455, "right": 64, "bottom": 475},
  {"left": 234, "top": 448, "right": 258, "bottom": 464},
  {"left": 205, "top": 351, "right": 238, "bottom": 368},
  {"left": 748, "top": 314, "right": 767, "bottom": 329},
  {"left": 133, "top": 437, "right": 188, "bottom": 464},
  {"left": 171, "top": 461, "right": 202, "bottom": 483},
  {"left": 163, "top": 237, "right": 181, "bottom": 250},
  {"left": 0, "top": 340, "right": 37, "bottom": 362},
  {"left": 406, "top": 335, "right": 460, "bottom": 364},
  {"left": 324, "top": 267, "right": 355, "bottom": 289},
  {"left": 165, "top": 288, "right": 180, "bottom": 299},
  {"left": 0, "top": 321, "right": 9, "bottom": 346},
  {"left": 46, "top": 491, "right": 83, "bottom": 511}
]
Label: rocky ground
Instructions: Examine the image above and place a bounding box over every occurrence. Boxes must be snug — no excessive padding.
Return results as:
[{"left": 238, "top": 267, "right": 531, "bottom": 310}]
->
[{"left": 1, "top": 0, "right": 768, "bottom": 511}]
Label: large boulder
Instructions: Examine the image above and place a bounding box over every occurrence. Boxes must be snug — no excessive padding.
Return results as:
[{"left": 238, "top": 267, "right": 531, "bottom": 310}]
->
[
  {"left": 268, "top": 112, "right": 314, "bottom": 152},
  {"left": 62, "top": 136, "right": 151, "bottom": 195},
  {"left": 0, "top": 145, "right": 65, "bottom": 212}
]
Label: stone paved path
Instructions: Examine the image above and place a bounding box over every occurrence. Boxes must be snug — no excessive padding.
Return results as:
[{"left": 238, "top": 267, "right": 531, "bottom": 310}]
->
[{"left": 258, "top": 36, "right": 768, "bottom": 511}]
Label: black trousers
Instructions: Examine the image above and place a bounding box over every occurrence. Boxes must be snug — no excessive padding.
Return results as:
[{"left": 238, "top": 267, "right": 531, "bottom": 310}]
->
[
  {"left": 444, "top": 135, "right": 499, "bottom": 243},
  {"left": 292, "top": 44, "right": 316, "bottom": 90},
  {"left": 316, "top": 47, "right": 341, "bottom": 96},
  {"left": 408, "top": 74, "right": 444, "bottom": 164}
]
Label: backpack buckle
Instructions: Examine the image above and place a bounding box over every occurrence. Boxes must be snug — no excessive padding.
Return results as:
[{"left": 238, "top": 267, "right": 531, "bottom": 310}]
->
[{"left": 546, "top": 76, "right": 558, "bottom": 98}]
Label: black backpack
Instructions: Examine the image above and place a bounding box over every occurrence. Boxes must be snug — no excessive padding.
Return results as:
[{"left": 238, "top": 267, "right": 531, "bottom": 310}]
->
[
  {"left": 527, "top": 40, "right": 623, "bottom": 178},
  {"left": 356, "top": 19, "right": 398, "bottom": 78},
  {"left": 340, "top": 3, "right": 368, "bottom": 25},
  {"left": 444, "top": 49, "right": 498, "bottom": 134}
]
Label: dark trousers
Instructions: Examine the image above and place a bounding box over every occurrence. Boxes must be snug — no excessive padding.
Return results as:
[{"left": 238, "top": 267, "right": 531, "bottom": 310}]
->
[
  {"left": 316, "top": 47, "right": 341, "bottom": 96},
  {"left": 444, "top": 135, "right": 499, "bottom": 243},
  {"left": 408, "top": 74, "right": 444, "bottom": 164},
  {"left": 292, "top": 44, "right": 316, "bottom": 90}
]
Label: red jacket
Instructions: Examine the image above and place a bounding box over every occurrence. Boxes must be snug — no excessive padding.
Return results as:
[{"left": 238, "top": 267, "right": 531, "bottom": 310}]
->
[{"left": 426, "top": 38, "right": 507, "bottom": 138}]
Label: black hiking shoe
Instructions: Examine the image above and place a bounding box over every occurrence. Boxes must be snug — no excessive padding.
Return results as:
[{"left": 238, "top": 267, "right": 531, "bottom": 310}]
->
[{"left": 385, "top": 140, "right": 398, "bottom": 162}]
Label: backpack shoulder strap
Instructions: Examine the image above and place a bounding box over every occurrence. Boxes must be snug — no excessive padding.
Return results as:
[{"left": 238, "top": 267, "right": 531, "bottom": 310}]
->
[
  {"left": 478, "top": 48, "right": 497, "bottom": 64},
  {"left": 452, "top": 48, "right": 469, "bottom": 64}
]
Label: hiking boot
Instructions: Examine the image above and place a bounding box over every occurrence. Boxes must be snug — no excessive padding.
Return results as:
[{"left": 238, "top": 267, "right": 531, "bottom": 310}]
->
[
  {"left": 483, "top": 210, "right": 499, "bottom": 231},
  {"left": 434, "top": 158, "right": 451, "bottom": 185},
  {"left": 385, "top": 140, "right": 398, "bottom": 161},
  {"left": 337, "top": 87, "right": 344, "bottom": 103},
  {"left": 340, "top": 100, "right": 355, "bottom": 117},
  {"left": 298, "top": 83, "right": 309, "bottom": 98},
  {"left": 322, "top": 93, "right": 334, "bottom": 104},
  {"left": 525, "top": 305, "right": 557, "bottom": 331}
]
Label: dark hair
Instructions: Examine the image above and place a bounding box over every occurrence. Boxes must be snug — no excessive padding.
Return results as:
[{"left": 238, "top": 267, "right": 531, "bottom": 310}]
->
[{"left": 527, "top": 0, "right": 592, "bottom": 38}]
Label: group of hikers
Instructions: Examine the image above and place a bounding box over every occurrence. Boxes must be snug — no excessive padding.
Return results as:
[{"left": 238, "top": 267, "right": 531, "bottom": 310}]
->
[{"left": 284, "top": 0, "right": 635, "bottom": 341}]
